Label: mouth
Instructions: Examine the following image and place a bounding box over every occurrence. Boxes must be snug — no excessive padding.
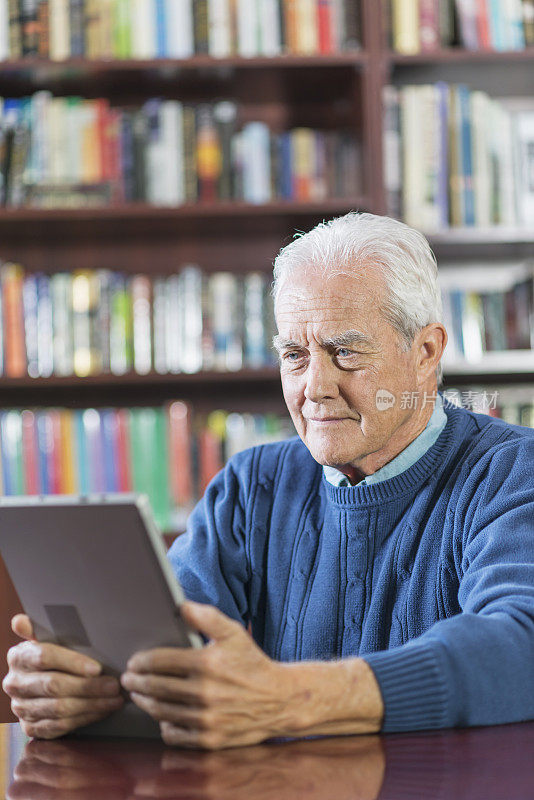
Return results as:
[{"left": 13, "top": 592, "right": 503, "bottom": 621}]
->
[{"left": 307, "top": 417, "right": 349, "bottom": 423}]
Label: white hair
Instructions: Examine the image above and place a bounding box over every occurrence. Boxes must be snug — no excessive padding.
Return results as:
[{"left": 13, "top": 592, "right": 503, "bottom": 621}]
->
[{"left": 272, "top": 212, "right": 443, "bottom": 383}]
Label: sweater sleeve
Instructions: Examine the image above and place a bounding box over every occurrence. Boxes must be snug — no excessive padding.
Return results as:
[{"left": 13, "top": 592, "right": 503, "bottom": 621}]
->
[
  {"left": 364, "top": 436, "right": 534, "bottom": 732},
  {"left": 167, "top": 453, "right": 251, "bottom": 627}
]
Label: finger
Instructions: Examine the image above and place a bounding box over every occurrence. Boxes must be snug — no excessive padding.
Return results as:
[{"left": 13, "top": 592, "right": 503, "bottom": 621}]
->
[
  {"left": 180, "top": 602, "right": 241, "bottom": 642},
  {"left": 12, "top": 615, "right": 34, "bottom": 641},
  {"left": 8, "top": 641, "right": 102, "bottom": 677},
  {"left": 126, "top": 647, "right": 202, "bottom": 675},
  {"left": 21, "top": 706, "right": 125, "bottom": 740},
  {"left": 129, "top": 692, "right": 207, "bottom": 729},
  {"left": 4, "top": 671, "right": 121, "bottom": 700},
  {"left": 11, "top": 695, "right": 124, "bottom": 723},
  {"left": 121, "top": 672, "right": 202, "bottom": 704}
]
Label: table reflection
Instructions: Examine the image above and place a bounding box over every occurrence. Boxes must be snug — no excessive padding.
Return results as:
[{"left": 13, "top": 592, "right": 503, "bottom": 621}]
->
[{"left": 6, "top": 722, "right": 534, "bottom": 800}]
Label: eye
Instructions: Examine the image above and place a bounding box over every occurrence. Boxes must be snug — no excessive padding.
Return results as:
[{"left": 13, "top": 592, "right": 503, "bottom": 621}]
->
[
  {"left": 283, "top": 351, "right": 303, "bottom": 362},
  {"left": 335, "top": 348, "right": 353, "bottom": 358}
]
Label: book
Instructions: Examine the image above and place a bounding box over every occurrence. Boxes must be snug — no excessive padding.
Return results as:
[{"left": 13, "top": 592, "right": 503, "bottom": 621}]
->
[
  {"left": 419, "top": 0, "right": 440, "bottom": 51},
  {"left": 1, "top": 263, "right": 26, "bottom": 378},
  {"left": 392, "top": 0, "right": 419, "bottom": 53}
]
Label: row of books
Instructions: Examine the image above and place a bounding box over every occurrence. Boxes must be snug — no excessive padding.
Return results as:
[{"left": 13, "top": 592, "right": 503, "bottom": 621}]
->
[
  {"left": 0, "top": 403, "right": 294, "bottom": 531},
  {"left": 444, "top": 386, "right": 534, "bottom": 427},
  {"left": 0, "top": 263, "right": 279, "bottom": 378},
  {"left": 0, "top": 93, "right": 361, "bottom": 207},
  {"left": 390, "top": 0, "right": 534, "bottom": 54},
  {"left": 0, "top": 0, "right": 362, "bottom": 62},
  {"left": 439, "top": 262, "right": 534, "bottom": 363},
  {"left": 383, "top": 83, "right": 534, "bottom": 230}
]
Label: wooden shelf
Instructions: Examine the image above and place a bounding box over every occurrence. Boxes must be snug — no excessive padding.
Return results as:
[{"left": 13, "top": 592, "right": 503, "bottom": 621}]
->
[
  {"left": 0, "top": 53, "right": 368, "bottom": 76},
  {"left": 0, "top": 367, "right": 281, "bottom": 390},
  {"left": 0, "top": 198, "right": 368, "bottom": 224},
  {"left": 443, "top": 351, "right": 534, "bottom": 382},
  {"left": 390, "top": 48, "right": 534, "bottom": 65},
  {"left": 427, "top": 227, "right": 534, "bottom": 245}
]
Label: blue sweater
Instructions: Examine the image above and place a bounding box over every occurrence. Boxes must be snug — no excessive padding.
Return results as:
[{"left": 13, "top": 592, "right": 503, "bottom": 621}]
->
[{"left": 168, "top": 402, "right": 534, "bottom": 732}]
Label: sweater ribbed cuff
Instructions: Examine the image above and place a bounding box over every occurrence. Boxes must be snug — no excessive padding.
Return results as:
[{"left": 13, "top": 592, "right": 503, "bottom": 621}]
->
[{"left": 364, "top": 641, "right": 451, "bottom": 733}]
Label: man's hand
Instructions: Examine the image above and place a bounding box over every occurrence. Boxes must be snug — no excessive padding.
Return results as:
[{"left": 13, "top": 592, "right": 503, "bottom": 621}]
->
[
  {"left": 3, "top": 614, "right": 124, "bottom": 740},
  {"left": 121, "top": 601, "right": 384, "bottom": 750}
]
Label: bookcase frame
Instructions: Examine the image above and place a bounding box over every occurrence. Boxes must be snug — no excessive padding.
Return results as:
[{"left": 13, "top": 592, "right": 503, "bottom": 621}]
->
[{"left": 0, "top": 0, "right": 533, "bottom": 721}]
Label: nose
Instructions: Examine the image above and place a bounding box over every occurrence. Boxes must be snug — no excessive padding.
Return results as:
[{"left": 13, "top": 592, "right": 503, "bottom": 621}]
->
[{"left": 304, "top": 354, "right": 340, "bottom": 403}]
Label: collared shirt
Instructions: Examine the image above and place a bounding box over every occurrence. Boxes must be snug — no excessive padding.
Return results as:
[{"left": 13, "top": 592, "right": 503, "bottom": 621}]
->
[{"left": 323, "top": 393, "right": 448, "bottom": 488}]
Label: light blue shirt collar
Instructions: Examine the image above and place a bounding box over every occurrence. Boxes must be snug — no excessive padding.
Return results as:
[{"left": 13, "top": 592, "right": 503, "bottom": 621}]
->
[{"left": 323, "top": 393, "right": 448, "bottom": 488}]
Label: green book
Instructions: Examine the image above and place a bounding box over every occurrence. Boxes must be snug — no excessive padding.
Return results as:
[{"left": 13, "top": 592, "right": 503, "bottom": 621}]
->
[
  {"left": 113, "top": 0, "right": 131, "bottom": 58},
  {"left": 130, "top": 407, "right": 170, "bottom": 532}
]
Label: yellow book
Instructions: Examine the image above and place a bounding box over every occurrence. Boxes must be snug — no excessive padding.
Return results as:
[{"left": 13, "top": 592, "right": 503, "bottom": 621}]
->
[
  {"left": 59, "top": 410, "right": 78, "bottom": 494},
  {"left": 296, "top": 0, "right": 318, "bottom": 54},
  {"left": 81, "top": 100, "right": 99, "bottom": 184},
  {"left": 392, "top": 0, "right": 420, "bottom": 54},
  {"left": 49, "top": 0, "right": 70, "bottom": 60},
  {"left": 72, "top": 271, "right": 102, "bottom": 377}
]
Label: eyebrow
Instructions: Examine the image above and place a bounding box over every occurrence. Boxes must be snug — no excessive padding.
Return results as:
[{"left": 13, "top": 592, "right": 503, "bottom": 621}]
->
[{"left": 272, "top": 329, "right": 375, "bottom": 353}]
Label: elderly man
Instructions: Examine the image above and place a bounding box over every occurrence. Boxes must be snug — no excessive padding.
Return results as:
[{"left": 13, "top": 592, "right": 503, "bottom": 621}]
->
[{"left": 4, "top": 213, "right": 534, "bottom": 749}]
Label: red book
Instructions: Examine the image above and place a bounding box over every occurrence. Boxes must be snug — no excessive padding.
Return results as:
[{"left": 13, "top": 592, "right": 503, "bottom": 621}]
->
[
  {"left": 198, "top": 428, "right": 223, "bottom": 495},
  {"left": 21, "top": 410, "right": 40, "bottom": 495},
  {"left": 476, "top": 0, "right": 491, "bottom": 48},
  {"left": 1, "top": 264, "right": 26, "bottom": 378},
  {"left": 95, "top": 98, "right": 110, "bottom": 182},
  {"left": 317, "top": 0, "right": 333, "bottom": 54},
  {"left": 115, "top": 408, "right": 133, "bottom": 492},
  {"left": 419, "top": 0, "right": 440, "bottom": 51},
  {"left": 48, "top": 409, "right": 62, "bottom": 495},
  {"left": 168, "top": 401, "right": 193, "bottom": 508}
]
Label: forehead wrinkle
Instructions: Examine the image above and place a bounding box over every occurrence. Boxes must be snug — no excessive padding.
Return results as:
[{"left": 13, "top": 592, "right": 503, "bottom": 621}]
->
[{"left": 272, "top": 329, "right": 375, "bottom": 353}]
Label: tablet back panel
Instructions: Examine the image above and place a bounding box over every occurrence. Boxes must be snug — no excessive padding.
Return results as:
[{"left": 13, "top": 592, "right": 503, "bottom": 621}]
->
[{"left": 0, "top": 494, "right": 199, "bottom": 738}]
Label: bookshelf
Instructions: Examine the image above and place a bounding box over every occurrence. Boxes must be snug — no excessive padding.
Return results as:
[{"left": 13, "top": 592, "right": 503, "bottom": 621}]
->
[{"left": 0, "top": 0, "right": 534, "bottom": 723}]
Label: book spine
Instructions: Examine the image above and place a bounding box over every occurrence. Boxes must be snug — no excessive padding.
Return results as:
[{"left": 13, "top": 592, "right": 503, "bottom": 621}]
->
[
  {"left": 168, "top": 400, "right": 194, "bottom": 513},
  {"left": 392, "top": 0, "right": 420, "bottom": 53},
  {"left": 21, "top": 409, "right": 40, "bottom": 494},
  {"left": 7, "top": 0, "right": 22, "bottom": 58},
  {"left": 343, "top": 0, "right": 361, "bottom": 49},
  {"left": 208, "top": 0, "right": 231, "bottom": 56},
  {"left": 0, "top": 0, "right": 9, "bottom": 59},
  {"left": 132, "top": 274, "right": 152, "bottom": 374},
  {"left": 165, "top": 0, "right": 194, "bottom": 57},
  {"left": 382, "top": 85, "right": 402, "bottom": 219},
  {"left": 49, "top": 0, "right": 70, "bottom": 60},
  {"left": 59, "top": 409, "right": 77, "bottom": 493},
  {"left": 523, "top": 0, "right": 534, "bottom": 46},
  {"left": 115, "top": 406, "right": 132, "bottom": 491},
  {"left": 317, "top": 0, "right": 333, "bottom": 54},
  {"left": 259, "top": 0, "right": 281, "bottom": 56},
  {"left": 488, "top": 0, "right": 505, "bottom": 49},
  {"left": 196, "top": 104, "right": 222, "bottom": 202},
  {"left": 476, "top": 0, "right": 491, "bottom": 47},
  {"left": 193, "top": 0, "right": 209, "bottom": 53},
  {"left": 69, "top": 0, "right": 84, "bottom": 56},
  {"left": 74, "top": 409, "right": 89, "bottom": 494},
  {"left": 236, "top": 0, "right": 257, "bottom": 56},
  {"left": 180, "top": 264, "right": 203, "bottom": 373},
  {"left": 100, "top": 408, "right": 118, "bottom": 492},
  {"left": 37, "top": 0, "right": 49, "bottom": 57},
  {"left": 155, "top": 0, "right": 166, "bottom": 56},
  {"left": 22, "top": 271, "right": 39, "bottom": 377},
  {"left": 20, "top": 0, "right": 40, "bottom": 56},
  {"left": 2, "top": 263, "right": 26, "bottom": 377},
  {"left": 455, "top": 0, "right": 480, "bottom": 49},
  {"left": 419, "top": 0, "right": 440, "bottom": 51}
]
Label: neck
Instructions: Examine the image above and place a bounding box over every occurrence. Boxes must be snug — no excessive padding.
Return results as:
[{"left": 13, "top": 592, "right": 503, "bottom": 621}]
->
[{"left": 339, "top": 391, "right": 438, "bottom": 485}]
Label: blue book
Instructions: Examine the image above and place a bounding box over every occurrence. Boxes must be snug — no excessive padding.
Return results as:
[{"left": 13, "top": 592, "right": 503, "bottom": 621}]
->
[
  {"left": 0, "top": 412, "right": 13, "bottom": 495},
  {"left": 22, "top": 274, "right": 39, "bottom": 378},
  {"left": 436, "top": 82, "right": 449, "bottom": 229},
  {"left": 450, "top": 290, "right": 466, "bottom": 357},
  {"left": 35, "top": 412, "right": 51, "bottom": 495},
  {"left": 278, "top": 132, "right": 292, "bottom": 199},
  {"left": 155, "top": 0, "right": 167, "bottom": 57},
  {"left": 458, "top": 85, "right": 475, "bottom": 226},
  {"left": 488, "top": 0, "right": 505, "bottom": 50},
  {"left": 100, "top": 409, "right": 118, "bottom": 492},
  {"left": 74, "top": 410, "right": 89, "bottom": 495}
]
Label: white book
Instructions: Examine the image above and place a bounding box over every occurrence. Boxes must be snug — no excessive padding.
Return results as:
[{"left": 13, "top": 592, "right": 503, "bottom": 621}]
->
[
  {"left": 166, "top": 0, "right": 194, "bottom": 58},
  {"left": 0, "top": 0, "right": 8, "bottom": 60},
  {"left": 513, "top": 110, "right": 534, "bottom": 226},
  {"left": 159, "top": 101, "right": 184, "bottom": 205},
  {"left": 210, "top": 272, "right": 242, "bottom": 371},
  {"left": 331, "top": 0, "right": 344, "bottom": 51},
  {"left": 470, "top": 91, "right": 492, "bottom": 228},
  {"left": 242, "top": 122, "right": 271, "bottom": 204},
  {"left": 179, "top": 265, "right": 203, "bottom": 373},
  {"left": 131, "top": 0, "right": 157, "bottom": 59},
  {"left": 165, "top": 274, "right": 182, "bottom": 373},
  {"left": 492, "top": 101, "right": 517, "bottom": 226},
  {"left": 236, "top": 0, "right": 259, "bottom": 56},
  {"left": 152, "top": 278, "right": 168, "bottom": 374},
  {"left": 49, "top": 0, "right": 71, "bottom": 61},
  {"left": 259, "top": 0, "right": 282, "bottom": 56},
  {"left": 401, "top": 86, "right": 425, "bottom": 229},
  {"left": 208, "top": 0, "right": 232, "bottom": 57},
  {"left": 29, "top": 91, "right": 52, "bottom": 185},
  {"left": 131, "top": 275, "right": 152, "bottom": 375},
  {"left": 51, "top": 273, "right": 74, "bottom": 376}
]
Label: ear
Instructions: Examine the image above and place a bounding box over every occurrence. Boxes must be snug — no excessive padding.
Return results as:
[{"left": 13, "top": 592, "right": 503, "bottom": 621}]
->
[{"left": 413, "top": 323, "right": 447, "bottom": 383}]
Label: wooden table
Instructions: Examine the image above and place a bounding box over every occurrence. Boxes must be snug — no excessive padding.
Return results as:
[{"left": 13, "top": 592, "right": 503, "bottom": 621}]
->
[{"left": 3, "top": 720, "right": 534, "bottom": 799}]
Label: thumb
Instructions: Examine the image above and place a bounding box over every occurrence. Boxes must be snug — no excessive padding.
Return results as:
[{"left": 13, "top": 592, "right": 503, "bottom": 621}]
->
[
  {"left": 11, "top": 614, "right": 34, "bottom": 641},
  {"left": 180, "top": 601, "right": 239, "bottom": 642}
]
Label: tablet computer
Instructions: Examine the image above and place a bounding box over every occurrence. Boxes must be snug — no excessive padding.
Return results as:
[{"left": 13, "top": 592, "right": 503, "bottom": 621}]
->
[{"left": 0, "top": 493, "right": 202, "bottom": 739}]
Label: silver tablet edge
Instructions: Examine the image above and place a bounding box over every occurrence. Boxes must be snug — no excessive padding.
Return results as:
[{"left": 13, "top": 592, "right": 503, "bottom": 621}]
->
[{"left": 135, "top": 494, "right": 203, "bottom": 650}]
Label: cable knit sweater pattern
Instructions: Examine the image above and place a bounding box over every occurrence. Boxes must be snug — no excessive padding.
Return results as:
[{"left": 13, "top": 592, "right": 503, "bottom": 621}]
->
[{"left": 168, "top": 402, "right": 534, "bottom": 732}]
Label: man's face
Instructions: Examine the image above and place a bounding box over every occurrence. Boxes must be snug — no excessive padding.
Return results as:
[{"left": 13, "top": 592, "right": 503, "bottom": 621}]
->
[{"left": 274, "top": 266, "right": 422, "bottom": 476}]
